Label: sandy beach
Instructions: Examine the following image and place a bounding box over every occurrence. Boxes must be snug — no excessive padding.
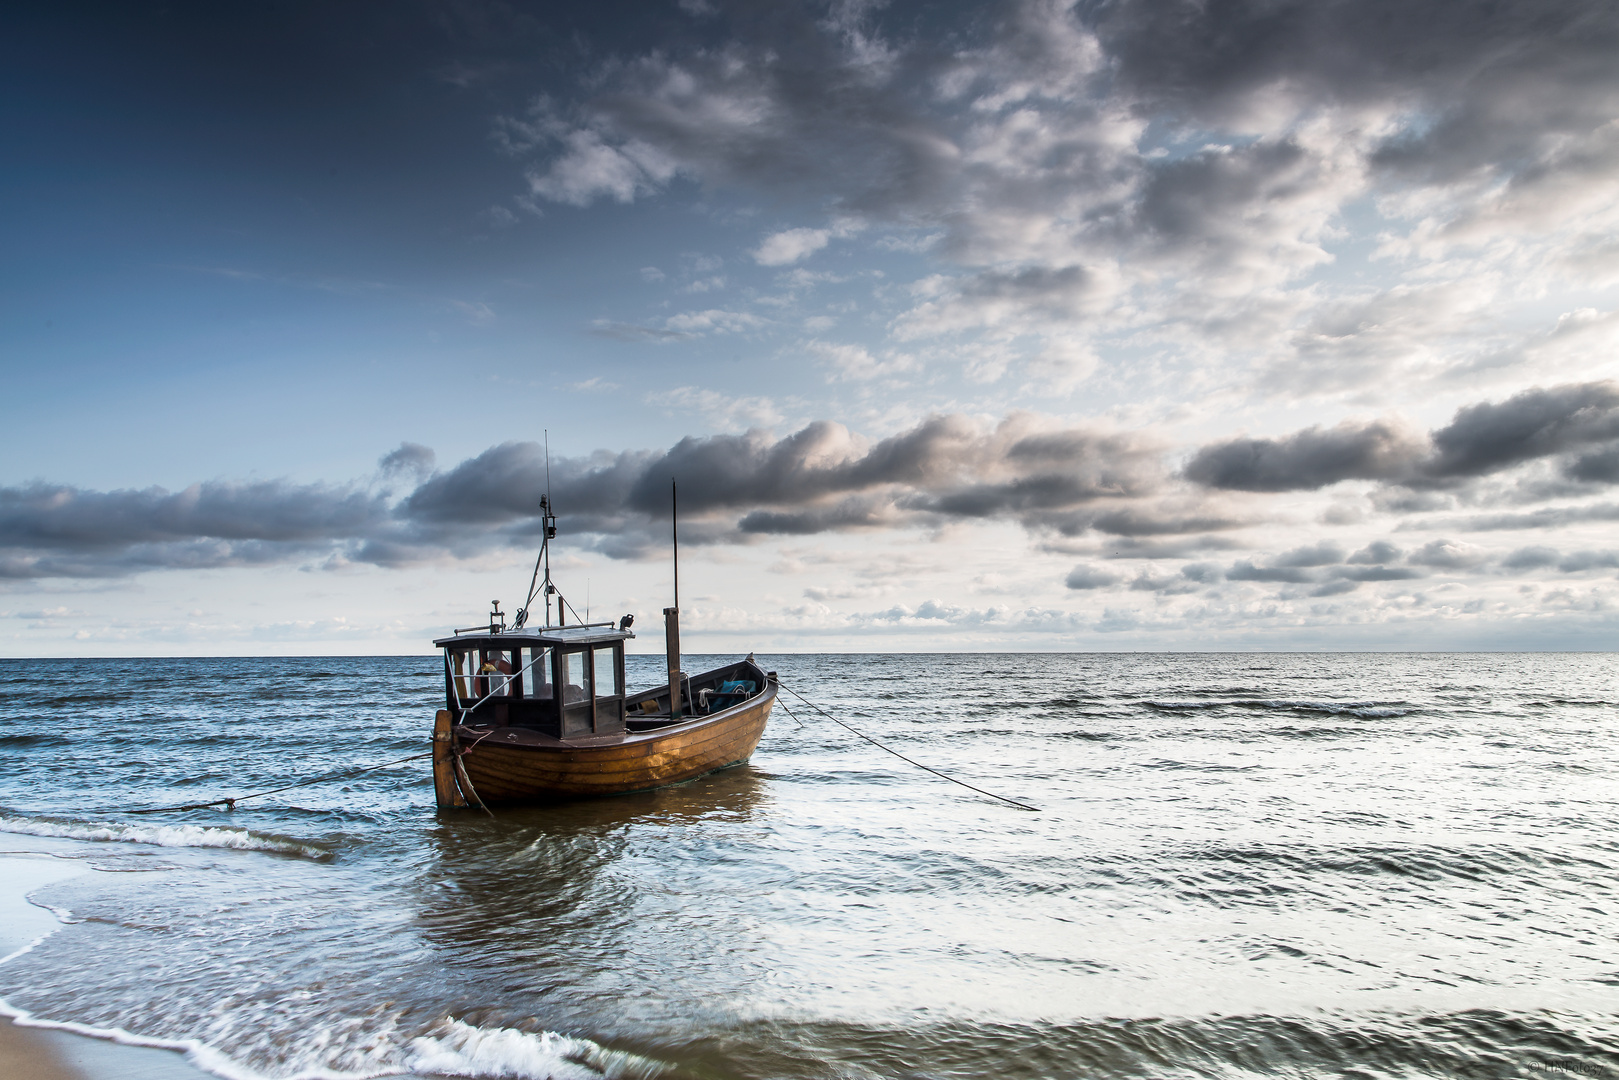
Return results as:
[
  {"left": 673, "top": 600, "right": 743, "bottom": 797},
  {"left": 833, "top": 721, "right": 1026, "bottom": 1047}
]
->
[{"left": 0, "top": 1017, "right": 79, "bottom": 1080}]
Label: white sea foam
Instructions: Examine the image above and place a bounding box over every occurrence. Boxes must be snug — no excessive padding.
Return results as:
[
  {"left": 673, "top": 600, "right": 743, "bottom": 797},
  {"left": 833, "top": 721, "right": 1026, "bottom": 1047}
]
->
[
  {"left": 409, "top": 1018, "right": 667, "bottom": 1080},
  {"left": 0, "top": 813, "right": 330, "bottom": 860}
]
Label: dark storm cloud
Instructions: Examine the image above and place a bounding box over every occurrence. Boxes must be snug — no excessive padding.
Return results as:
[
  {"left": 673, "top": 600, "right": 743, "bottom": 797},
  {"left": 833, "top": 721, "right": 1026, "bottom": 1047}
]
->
[
  {"left": 1183, "top": 421, "right": 1422, "bottom": 492},
  {"left": 1092, "top": 0, "right": 1619, "bottom": 175},
  {"left": 1187, "top": 382, "right": 1619, "bottom": 492},
  {"left": 0, "top": 414, "right": 1177, "bottom": 579},
  {"left": 738, "top": 497, "right": 890, "bottom": 535},
  {"left": 1556, "top": 550, "right": 1619, "bottom": 572},
  {"left": 1347, "top": 540, "right": 1401, "bottom": 565},
  {"left": 1566, "top": 447, "right": 1619, "bottom": 483},
  {"left": 0, "top": 481, "right": 391, "bottom": 580},
  {"left": 1427, "top": 383, "right": 1619, "bottom": 479},
  {"left": 1500, "top": 545, "right": 1619, "bottom": 572},
  {"left": 1225, "top": 561, "right": 1317, "bottom": 584},
  {"left": 1216, "top": 542, "right": 1426, "bottom": 589},
  {"left": 1065, "top": 564, "right": 1122, "bottom": 590},
  {"left": 1502, "top": 545, "right": 1560, "bottom": 570},
  {"left": 0, "top": 481, "right": 388, "bottom": 550},
  {"left": 507, "top": 0, "right": 1619, "bottom": 332},
  {"left": 534, "top": 0, "right": 1618, "bottom": 202}
]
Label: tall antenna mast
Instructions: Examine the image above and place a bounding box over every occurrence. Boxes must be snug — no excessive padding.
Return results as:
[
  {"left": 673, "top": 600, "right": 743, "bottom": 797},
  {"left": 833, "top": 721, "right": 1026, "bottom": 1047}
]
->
[
  {"left": 544, "top": 432, "right": 555, "bottom": 626},
  {"left": 513, "top": 431, "right": 558, "bottom": 630},
  {"left": 672, "top": 477, "right": 679, "bottom": 612},
  {"left": 663, "top": 478, "right": 683, "bottom": 719}
]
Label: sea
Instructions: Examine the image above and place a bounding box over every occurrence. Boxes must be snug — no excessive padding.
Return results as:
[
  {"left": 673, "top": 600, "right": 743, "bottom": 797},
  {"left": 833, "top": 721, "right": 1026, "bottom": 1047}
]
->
[{"left": 0, "top": 652, "right": 1616, "bottom": 1080}]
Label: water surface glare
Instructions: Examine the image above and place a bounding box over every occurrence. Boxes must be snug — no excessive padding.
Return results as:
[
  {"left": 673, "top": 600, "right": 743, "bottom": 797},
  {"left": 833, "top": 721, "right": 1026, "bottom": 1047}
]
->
[{"left": 1, "top": 653, "right": 1616, "bottom": 1079}]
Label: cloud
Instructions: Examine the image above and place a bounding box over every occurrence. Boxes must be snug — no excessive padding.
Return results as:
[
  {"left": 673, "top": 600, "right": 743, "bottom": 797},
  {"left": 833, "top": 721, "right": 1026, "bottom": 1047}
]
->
[
  {"left": 1502, "top": 545, "right": 1560, "bottom": 570},
  {"left": 1272, "top": 541, "right": 1347, "bottom": 567},
  {"left": 1183, "top": 420, "right": 1425, "bottom": 492},
  {"left": 663, "top": 308, "right": 768, "bottom": 335},
  {"left": 1347, "top": 540, "right": 1401, "bottom": 565},
  {"left": 501, "top": 0, "right": 1619, "bottom": 387},
  {"left": 1065, "top": 563, "right": 1121, "bottom": 589},
  {"left": 525, "top": 129, "right": 681, "bottom": 206},
  {"left": 646, "top": 387, "right": 784, "bottom": 432},
  {"left": 379, "top": 442, "right": 436, "bottom": 479},
  {"left": 1426, "top": 382, "right": 1619, "bottom": 479},
  {"left": 0, "top": 413, "right": 1180, "bottom": 579},
  {"left": 754, "top": 227, "right": 832, "bottom": 266},
  {"left": 1400, "top": 502, "right": 1619, "bottom": 532},
  {"left": 805, "top": 341, "right": 919, "bottom": 382},
  {"left": 0, "top": 481, "right": 393, "bottom": 580},
  {"left": 1409, "top": 538, "right": 1488, "bottom": 570},
  {"left": 1187, "top": 381, "right": 1619, "bottom": 492},
  {"left": 1557, "top": 550, "right": 1619, "bottom": 572}
]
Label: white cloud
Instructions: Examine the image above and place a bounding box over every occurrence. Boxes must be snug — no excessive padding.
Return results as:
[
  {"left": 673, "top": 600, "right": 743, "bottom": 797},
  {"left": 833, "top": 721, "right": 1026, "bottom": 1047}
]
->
[
  {"left": 645, "top": 387, "right": 785, "bottom": 432},
  {"left": 804, "top": 340, "right": 919, "bottom": 382},
  {"left": 753, "top": 227, "right": 833, "bottom": 266},
  {"left": 663, "top": 309, "right": 767, "bottom": 335}
]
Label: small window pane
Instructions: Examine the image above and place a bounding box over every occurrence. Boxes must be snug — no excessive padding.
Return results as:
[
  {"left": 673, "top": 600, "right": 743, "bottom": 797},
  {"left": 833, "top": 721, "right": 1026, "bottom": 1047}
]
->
[
  {"left": 450, "top": 651, "right": 470, "bottom": 702},
  {"left": 526, "top": 648, "right": 552, "bottom": 699},
  {"left": 565, "top": 651, "right": 586, "bottom": 703},
  {"left": 593, "top": 646, "right": 618, "bottom": 697}
]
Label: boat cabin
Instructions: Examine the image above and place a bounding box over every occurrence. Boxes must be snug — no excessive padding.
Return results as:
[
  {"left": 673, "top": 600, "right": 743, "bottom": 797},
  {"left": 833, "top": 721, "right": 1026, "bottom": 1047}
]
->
[{"left": 434, "top": 624, "right": 634, "bottom": 739}]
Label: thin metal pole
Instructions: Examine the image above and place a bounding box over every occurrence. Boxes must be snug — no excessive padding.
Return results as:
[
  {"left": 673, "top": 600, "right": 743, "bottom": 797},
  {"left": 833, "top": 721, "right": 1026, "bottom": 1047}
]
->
[{"left": 672, "top": 478, "right": 679, "bottom": 612}]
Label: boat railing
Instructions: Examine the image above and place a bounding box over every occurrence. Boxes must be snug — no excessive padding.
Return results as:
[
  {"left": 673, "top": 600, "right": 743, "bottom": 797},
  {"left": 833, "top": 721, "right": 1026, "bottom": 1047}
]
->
[{"left": 444, "top": 620, "right": 623, "bottom": 636}]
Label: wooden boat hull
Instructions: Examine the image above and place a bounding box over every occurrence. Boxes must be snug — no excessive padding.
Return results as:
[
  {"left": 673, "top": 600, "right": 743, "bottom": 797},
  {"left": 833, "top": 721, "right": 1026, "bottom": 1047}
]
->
[{"left": 450, "top": 678, "right": 775, "bottom": 804}]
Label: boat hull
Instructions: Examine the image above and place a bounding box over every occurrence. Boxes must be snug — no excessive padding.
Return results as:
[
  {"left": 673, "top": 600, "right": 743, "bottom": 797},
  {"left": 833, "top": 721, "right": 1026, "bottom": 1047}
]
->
[{"left": 450, "top": 679, "right": 775, "bottom": 804}]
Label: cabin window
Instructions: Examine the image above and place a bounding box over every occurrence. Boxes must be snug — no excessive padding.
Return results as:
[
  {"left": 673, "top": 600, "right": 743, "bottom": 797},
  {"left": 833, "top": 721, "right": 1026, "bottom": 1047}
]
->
[
  {"left": 593, "top": 646, "right": 619, "bottom": 698},
  {"left": 524, "top": 647, "right": 552, "bottom": 699},
  {"left": 448, "top": 650, "right": 471, "bottom": 702},
  {"left": 480, "top": 648, "right": 514, "bottom": 696},
  {"left": 564, "top": 650, "right": 587, "bottom": 704}
]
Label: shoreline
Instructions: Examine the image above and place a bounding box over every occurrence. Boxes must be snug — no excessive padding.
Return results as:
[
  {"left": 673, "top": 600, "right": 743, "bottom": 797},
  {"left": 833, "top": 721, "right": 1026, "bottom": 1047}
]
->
[
  {"left": 0, "top": 1015, "right": 81, "bottom": 1080},
  {"left": 0, "top": 847, "right": 216, "bottom": 1080}
]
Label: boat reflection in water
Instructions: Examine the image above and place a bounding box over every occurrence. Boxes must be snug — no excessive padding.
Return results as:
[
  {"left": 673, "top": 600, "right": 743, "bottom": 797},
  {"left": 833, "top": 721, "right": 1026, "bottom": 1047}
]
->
[{"left": 414, "top": 766, "right": 775, "bottom": 1053}]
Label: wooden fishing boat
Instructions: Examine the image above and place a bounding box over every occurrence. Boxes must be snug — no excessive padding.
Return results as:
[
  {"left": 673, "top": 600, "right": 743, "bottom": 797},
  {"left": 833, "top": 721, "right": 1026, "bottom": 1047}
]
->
[{"left": 431, "top": 487, "right": 776, "bottom": 808}]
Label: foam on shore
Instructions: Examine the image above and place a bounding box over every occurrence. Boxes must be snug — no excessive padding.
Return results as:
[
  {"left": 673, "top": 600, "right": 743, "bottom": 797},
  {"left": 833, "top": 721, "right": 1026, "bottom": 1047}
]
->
[{"left": 0, "top": 847, "right": 662, "bottom": 1080}]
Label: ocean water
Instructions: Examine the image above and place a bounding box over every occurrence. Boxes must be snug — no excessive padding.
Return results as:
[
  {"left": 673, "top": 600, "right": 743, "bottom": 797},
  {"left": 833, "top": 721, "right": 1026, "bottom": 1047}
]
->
[{"left": 0, "top": 652, "right": 1616, "bottom": 1080}]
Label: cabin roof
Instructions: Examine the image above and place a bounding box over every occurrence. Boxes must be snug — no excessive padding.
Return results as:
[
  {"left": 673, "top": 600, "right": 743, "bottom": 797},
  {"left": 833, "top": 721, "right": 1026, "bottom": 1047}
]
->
[{"left": 433, "top": 624, "right": 633, "bottom": 649}]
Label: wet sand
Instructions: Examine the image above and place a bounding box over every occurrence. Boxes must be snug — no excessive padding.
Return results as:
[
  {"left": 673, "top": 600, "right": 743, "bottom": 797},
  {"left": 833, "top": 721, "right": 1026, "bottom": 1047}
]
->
[{"left": 0, "top": 1017, "right": 81, "bottom": 1080}]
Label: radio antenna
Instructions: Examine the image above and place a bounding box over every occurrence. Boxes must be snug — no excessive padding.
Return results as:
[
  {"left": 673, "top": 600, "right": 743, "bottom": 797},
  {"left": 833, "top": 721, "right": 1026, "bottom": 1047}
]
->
[
  {"left": 672, "top": 478, "right": 679, "bottom": 612},
  {"left": 514, "top": 431, "right": 558, "bottom": 629}
]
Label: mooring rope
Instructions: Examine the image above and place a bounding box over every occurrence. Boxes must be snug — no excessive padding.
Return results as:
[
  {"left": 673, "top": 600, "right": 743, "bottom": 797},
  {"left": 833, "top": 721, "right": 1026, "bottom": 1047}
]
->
[
  {"left": 99, "top": 752, "right": 432, "bottom": 816},
  {"left": 776, "top": 680, "right": 1039, "bottom": 812}
]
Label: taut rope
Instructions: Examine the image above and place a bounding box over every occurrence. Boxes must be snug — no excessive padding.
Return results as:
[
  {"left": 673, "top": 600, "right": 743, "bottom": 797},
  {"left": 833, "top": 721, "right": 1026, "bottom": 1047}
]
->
[
  {"left": 99, "top": 752, "right": 432, "bottom": 815},
  {"left": 776, "top": 680, "right": 1039, "bottom": 812}
]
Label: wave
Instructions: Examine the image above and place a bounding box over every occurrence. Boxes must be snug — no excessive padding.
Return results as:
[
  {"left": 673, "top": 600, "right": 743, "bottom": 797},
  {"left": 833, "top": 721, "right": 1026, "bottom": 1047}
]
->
[
  {"left": 0, "top": 1004, "right": 664, "bottom": 1080},
  {"left": 0, "top": 813, "right": 332, "bottom": 861},
  {"left": 0, "top": 733, "right": 69, "bottom": 747},
  {"left": 409, "top": 1017, "right": 666, "bottom": 1080},
  {"left": 1143, "top": 698, "right": 1412, "bottom": 718}
]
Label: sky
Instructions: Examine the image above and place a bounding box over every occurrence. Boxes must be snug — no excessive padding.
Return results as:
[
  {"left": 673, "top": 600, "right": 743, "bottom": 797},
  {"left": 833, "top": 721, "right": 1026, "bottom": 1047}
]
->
[{"left": 2, "top": 0, "right": 1618, "bottom": 656}]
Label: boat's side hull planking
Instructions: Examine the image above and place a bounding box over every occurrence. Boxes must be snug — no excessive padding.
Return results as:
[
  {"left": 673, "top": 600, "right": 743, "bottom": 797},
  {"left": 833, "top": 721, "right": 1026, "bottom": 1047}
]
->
[{"left": 457, "top": 684, "right": 775, "bottom": 801}]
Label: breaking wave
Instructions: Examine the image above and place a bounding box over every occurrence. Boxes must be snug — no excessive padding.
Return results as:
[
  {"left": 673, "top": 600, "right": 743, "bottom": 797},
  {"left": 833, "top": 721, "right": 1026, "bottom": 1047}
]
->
[
  {"left": 408, "top": 1018, "right": 666, "bottom": 1080},
  {"left": 0, "top": 813, "right": 331, "bottom": 861}
]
